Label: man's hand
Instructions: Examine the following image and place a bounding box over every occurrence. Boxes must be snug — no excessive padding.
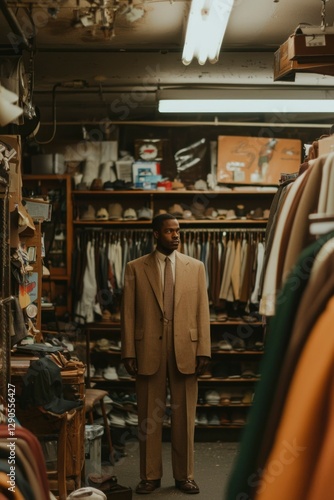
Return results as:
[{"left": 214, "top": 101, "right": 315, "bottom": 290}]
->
[
  {"left": 196, "top": 356, "right": 210, "bottom": 376},
  {"left": 123, "top": 358, "right": 138, "bottom": 376}
]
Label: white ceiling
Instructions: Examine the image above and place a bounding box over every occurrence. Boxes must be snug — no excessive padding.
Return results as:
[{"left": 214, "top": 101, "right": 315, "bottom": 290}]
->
[{"left": 1, "top": 0, "right": 334, "bottom": 125}]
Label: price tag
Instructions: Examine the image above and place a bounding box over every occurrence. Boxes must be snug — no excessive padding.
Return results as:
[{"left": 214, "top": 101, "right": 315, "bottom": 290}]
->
[{"left": 305, "top": 35, "right": 326, "bottom": 47}]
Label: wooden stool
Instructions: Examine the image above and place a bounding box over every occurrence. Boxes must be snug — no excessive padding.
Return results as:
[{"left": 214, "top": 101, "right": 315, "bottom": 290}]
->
[{"left": 85, "top": 388, "right": 113, "bottom": 463}]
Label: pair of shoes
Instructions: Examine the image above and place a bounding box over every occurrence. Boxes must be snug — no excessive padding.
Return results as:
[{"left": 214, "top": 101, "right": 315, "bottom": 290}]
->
[
  {"left": 175, "top": 479, "right": 200, "bottom": 494},
  {"left": 135, "top": 479, "right": 161, "bottom": 494}
]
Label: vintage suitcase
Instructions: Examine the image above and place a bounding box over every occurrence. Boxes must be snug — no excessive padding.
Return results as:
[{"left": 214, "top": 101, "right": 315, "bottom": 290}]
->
[
  {"left": 287, "top": 26, "right": 334, "bottom": 61},
  {"left": 274, "top": 26, "right": 334, "bottom": 81}
]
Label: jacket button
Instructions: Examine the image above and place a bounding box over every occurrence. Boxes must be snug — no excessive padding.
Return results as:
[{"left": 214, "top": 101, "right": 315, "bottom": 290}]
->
[{"left": 159, "top": 336, "right": 162, "bottom": 339}]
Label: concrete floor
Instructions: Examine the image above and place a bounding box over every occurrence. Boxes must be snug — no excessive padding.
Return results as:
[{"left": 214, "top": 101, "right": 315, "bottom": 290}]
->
[{"left": 104, "top": 440, "right": 239, "bottom": 499}]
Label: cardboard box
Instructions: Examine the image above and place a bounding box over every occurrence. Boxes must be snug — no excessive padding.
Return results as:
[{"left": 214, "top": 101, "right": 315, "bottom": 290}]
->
[{"left": 217, "top": 136, "right": 302, "bottom": 185}]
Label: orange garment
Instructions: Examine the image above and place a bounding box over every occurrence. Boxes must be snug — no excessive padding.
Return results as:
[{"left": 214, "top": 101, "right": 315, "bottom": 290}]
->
[
  {"left": 306, "top": 364, "right": 334, "bottom": 500},
  {"left": 0, "top": 472, "right": 24, "bottom": 500},
  {"left": 255, "top": 296, "right": 334, "bottom": 500}
]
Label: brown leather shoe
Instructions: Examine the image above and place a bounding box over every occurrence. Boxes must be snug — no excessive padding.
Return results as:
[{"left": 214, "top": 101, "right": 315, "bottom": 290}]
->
[
  {"left": 135, "top": 479, "right": 161, "bottom": 494},
  {"left": 175, "top": 479, "right": 200, "bottom": 494}
]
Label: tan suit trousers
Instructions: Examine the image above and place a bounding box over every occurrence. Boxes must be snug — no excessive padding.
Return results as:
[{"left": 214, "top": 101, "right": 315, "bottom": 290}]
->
[{"left": 136, "top": 318, "right": 198, "bottom": 481}]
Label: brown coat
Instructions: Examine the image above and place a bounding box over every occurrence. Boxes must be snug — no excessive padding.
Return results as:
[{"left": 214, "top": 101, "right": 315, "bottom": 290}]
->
[{"left": 121, "top": 250, "right": 211, "bottom": 375}]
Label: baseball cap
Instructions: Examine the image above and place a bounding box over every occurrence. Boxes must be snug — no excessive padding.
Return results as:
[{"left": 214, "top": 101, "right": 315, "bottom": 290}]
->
[
  {"left": 123, "top": 208, "right": 137, "bottom": 220},
  {"left": 172, "top": 180, "right": 185, "bottom": 190},
  {"left": 81, "top": 204, "right": 96, "bottom": 220},
  {"left": 96, "top": 208, "right": 109, "bottom": 220},
  {"left": 90, "top": 178, "right": 103, "bottom": 190},
  {"left": 168, "top": 203, "right": 184, "bottom": 218},
  {"left": 190, "top": 200, "right": 206, "bottom": 218},
  {"left": 204, "top": 207, "right": 218, "bottom": 219},
  {"left": 108, "top": 203, "right": 123, "bottom": 220},
  {"left": 194, "top": 179, "right": 208, "bottom": 190},
  {"left": 154, "top": 209, "right": 167, "bottom": 216},
  {"left": 137, "top": 207, "right": 153, "bottom": 220},
  {"left": 183, "top": 209, "right": 195, "bottom": 220}
]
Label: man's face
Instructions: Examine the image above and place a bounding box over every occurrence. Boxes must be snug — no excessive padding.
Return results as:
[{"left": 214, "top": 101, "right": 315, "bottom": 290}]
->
[{"left": 155, "top": 218, "right": 180, "bottom": 254}]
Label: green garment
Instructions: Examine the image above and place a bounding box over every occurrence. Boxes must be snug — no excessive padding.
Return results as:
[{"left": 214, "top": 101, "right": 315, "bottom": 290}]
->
[{"left": 225, "top": 230, "right": 334, "bottom": 500}]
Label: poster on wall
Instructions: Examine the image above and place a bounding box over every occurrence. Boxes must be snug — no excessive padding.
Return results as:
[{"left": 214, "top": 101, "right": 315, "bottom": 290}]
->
[{"left": 217, "top": 136, "right": 302, "bottom": 185}]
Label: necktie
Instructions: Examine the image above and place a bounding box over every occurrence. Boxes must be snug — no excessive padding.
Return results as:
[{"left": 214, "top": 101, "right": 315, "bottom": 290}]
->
[{"left": 164, "top": 257, "right": 174, "bottom": 320}]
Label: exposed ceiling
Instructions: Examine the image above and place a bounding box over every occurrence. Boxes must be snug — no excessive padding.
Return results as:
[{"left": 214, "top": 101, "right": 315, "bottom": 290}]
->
[{"left": 1, "top": 0, "right": 334, "bottom": 130}]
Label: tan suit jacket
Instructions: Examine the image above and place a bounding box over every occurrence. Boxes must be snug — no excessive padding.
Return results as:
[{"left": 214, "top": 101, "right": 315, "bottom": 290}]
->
[{"left": 121, "top": 250, "right": 211, "bottom": 375}]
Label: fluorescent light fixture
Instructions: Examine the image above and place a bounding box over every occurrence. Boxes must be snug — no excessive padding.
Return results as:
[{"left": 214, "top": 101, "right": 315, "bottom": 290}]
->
[
  {"left": 159, "top": 99, "right": 334, "bottom": 113},
  {"left": 158, "top": 88, "right": 334, "bottom": 113},
  {"left": 182, "top": 0, "right": 234, "bottom": 66}
]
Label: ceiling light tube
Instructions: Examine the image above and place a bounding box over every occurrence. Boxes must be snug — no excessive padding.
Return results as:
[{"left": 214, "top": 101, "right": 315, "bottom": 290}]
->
[
  {"left": 159, "top": 99, "right": 334, "bottom": 113},
  {"left": 182, "top": 0, "right": 234, "bottom": 66},
  {"left": 158, "top": 88, "right": 334, "bottom": 114}
]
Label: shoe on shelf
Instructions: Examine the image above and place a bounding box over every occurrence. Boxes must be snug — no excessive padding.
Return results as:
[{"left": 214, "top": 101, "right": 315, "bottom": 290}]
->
[
  {"left": 103, "top": 366, "right": 118, "bottom": 380},
  {"left": 125, "top": 412, "right": 138, "bottom": 426},
  {"left": 94, "top": 396, "right": 114, "bottom": 416},
  {"left": 204, "top": 390, "right": 220, "bottom": 405},
  {"left": 108, "top": 412, "right": 126, "bottom": 428},
  {"left": 230, "top": 337, "right": 246, "bottom": 351},
  {"left": 207, "top": 413, "right": 220, "bottom": 426},
  {"left": 220, "top": 409, "right": 231, "bottom": 426},
  {"left": 54, "top": 230, "right": 65, "bottom": 241},
  {"left": 230, "top": 409, "right": 247, "bottom": 426},
  {"left": 196, "top": 411, "right": 208, "bottom": 426},
  {"left": 219, "top": 391, "right": 231, "bottom": 405},
  {"left": 121, "top": 393, "right": 137, "bottom": 407},
  {"left": 218, "top": 339, "right": 233, "bottom": 351},
  {"left": 95, "top": 338, "right": 111, "bottom": 351}
]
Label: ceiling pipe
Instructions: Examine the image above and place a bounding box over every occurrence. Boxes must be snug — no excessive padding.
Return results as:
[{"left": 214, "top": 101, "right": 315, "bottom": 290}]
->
[
  {"left": 0, "top": 0, "right": 32, "bottom": 51},
  {"left": 37, "top": 119, "right": 333, "bottom": 129}
]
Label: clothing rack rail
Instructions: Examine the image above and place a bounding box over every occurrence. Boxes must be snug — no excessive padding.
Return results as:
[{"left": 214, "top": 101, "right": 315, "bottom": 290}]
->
[{"left": 76, "top": 227, "right": 267, "bottom": 234}]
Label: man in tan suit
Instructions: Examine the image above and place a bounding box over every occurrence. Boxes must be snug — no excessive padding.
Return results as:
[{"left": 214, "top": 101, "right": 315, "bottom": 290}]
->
[{"left": 121, "top": 213, "right": 211, "bottom": 494}]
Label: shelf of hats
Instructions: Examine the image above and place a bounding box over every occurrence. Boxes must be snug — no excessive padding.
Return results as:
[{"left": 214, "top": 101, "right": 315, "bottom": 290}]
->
[{"left": 70, "top": 135, "right": 301, "bottom": 226}]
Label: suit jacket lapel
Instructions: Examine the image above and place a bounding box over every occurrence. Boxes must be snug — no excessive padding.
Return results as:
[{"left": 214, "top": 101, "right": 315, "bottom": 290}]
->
[{"left": 144, "top": 252, "right": 163, "bottom": 312}]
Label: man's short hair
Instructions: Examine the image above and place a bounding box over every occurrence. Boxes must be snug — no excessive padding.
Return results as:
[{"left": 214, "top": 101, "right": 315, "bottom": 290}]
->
[{"left": 152, "top": 213, "right": 177, "bottom": 231}]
